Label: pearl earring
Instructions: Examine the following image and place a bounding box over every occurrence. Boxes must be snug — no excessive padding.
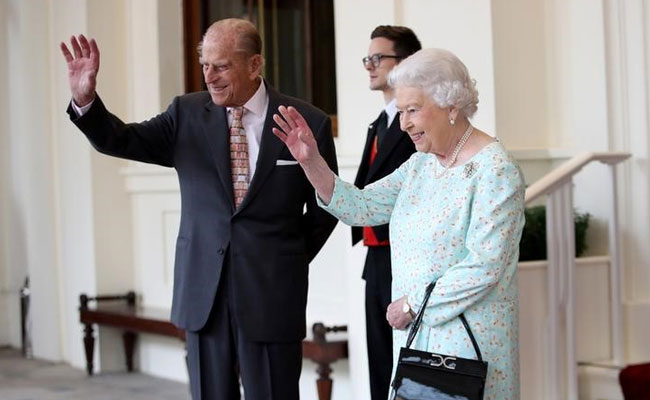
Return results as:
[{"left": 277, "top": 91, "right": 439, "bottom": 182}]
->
[{"left": 449, "top": 118, "right": 455, "bottom": 126}]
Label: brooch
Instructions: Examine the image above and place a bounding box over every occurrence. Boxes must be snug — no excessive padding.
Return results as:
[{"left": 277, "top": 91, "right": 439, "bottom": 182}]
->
[{"left": 463, "top": 161, "right": 478, "bottom": 178}]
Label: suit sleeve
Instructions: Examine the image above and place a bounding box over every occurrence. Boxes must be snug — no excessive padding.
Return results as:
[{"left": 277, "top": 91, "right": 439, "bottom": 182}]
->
[
  {"left": 67, "top": 95, "right": 177, "bottom": 167},
  {"left": 302, "top": 115, "right": 339, "bottom": 262}
]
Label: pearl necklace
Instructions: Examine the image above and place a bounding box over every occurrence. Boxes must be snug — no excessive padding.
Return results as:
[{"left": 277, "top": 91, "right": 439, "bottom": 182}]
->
[{"left": 434, "top": 123, "right": 474, "bottom": 178}]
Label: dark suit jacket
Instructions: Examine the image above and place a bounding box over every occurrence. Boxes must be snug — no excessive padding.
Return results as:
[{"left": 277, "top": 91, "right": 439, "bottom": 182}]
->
[
  {"left": 67, "top": 85, "right": 338, "bottom": 342},
  {"left": 352, "top": 112, "right": 416, "bottom": 272}
]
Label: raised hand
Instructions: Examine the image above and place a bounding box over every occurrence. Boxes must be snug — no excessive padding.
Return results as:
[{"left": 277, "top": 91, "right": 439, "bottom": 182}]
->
[
  {"left": 272, "top": 106, "right": 320, "bottom": 164},
  {"left": 60, "top": 35, "right": 100, "bottom": 106},
  {"left": 272, "top": 105, "right": 335, "bottom": 204}
]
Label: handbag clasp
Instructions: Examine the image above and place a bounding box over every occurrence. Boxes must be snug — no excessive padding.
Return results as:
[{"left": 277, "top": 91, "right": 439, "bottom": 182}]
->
[{"left": 427, "top": 354, "right": 457, "bottom": 370}]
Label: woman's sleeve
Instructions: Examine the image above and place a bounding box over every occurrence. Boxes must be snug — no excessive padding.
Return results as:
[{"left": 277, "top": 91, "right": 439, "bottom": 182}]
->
[
  {"left": 415, "top": 160, "right": 526, "bottom": 327},
  {"left": 317, "top": 156, "right": 413, "bottom": 227}
]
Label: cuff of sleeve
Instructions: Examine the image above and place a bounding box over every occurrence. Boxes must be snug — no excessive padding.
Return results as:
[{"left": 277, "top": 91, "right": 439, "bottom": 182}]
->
[
  {"left": 411, "top": 286, "right": 428, "bottom": 316},
  {"left": 71, "top": 98, "right": 95, "bottom": 117},
  {"left": 316, "top": 172, "right": 342, "bottom": 209}
]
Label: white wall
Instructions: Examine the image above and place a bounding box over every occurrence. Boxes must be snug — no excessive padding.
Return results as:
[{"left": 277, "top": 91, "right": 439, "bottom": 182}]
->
[
  {"left": 492, "top": 0, "right": 550, "bottom": 150},
  {"left": 399, "top": 0, "right": 497, "bottom": 134}
]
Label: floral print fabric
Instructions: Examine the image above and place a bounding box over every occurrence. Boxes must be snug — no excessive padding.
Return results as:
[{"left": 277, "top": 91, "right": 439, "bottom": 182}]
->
[{"left": 319, "top": 141, "right": 525, "bottom": 399}]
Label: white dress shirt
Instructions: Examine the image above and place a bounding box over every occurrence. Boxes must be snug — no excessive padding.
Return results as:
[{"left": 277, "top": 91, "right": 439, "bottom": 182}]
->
[
  {"left": 384, "top": 98, "right": 398, "bottom": 127},
  {"left": 71, "top": 78, "right": 269, "bottom": 180}
]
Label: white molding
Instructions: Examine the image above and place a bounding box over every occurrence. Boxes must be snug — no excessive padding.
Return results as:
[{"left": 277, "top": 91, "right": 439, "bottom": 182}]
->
[
  {"left": 118, "top": 149, "right": 580, "bottom": 185},
  {"left": 509, "top": 148, "right": 576, "bottom": 160},
  {"left": 119, "top": 158, "right": 362, "bottom": 194},
  {"left": 120, "top": 165, "right": 178, "bottom": 193},
  {"left": 578, "top": 364, "right": 624, "bottom": 400},
  {"left": 519, "top": 256, "right": 610, "bottom": 271}
]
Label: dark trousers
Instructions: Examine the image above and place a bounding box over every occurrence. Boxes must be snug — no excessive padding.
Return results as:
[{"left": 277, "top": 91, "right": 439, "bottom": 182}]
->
[
  {"left": 364, "top": 246, "right": 393, "bottom": 400},
  {"left": 185, "top": 258, "right": 302, "bottom": 400}
]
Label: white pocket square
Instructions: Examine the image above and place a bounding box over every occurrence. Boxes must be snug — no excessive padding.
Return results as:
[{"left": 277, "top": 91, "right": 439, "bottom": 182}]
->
[{"left": 276, "top": 160, "right": 299, "bottom": 166}]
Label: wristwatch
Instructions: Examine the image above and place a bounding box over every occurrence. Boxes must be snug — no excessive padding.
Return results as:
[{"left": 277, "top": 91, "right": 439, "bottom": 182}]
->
[{"left": 402, "top": 298, "right": 415, "bottom": 318}]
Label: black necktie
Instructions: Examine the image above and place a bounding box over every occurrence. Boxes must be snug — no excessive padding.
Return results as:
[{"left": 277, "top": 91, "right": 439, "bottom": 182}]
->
[{"left": 375, "top": 111, "right": 388, "bottom": 149}]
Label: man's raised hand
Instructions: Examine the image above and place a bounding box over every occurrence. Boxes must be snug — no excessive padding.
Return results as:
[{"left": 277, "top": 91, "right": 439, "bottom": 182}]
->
[{"left": 60, "top": 35, "right": 100, "bottom": 107}]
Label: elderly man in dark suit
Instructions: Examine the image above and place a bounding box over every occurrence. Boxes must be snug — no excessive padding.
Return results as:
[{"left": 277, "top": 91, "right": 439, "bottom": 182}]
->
[
  {"left": 60, "top": 18, "right": 337, "bottom": 400},
  {"left": 355, "top": 25, "right": 420, "bottom": 400}
]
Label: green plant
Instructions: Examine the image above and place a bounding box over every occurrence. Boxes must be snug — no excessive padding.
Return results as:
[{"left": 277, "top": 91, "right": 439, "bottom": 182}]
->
[{"left": 519, "top": 205, "right": 590, "bottom": 261}]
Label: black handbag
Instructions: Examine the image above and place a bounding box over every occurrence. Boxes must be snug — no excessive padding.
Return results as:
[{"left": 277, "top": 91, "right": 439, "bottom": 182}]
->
[{"left": 390, "top": 282, "right": 488, "bottom": 400}]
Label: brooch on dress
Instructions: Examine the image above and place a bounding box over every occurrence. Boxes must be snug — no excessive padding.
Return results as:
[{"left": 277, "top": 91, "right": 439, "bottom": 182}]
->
[{"left": 463, "top": 161, "right": 478, "bottom": 178}]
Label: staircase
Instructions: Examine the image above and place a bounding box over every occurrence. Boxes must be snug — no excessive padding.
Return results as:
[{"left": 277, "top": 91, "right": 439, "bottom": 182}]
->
[{"left": 523, "top": 152, "right": 631, "bottom": 399}]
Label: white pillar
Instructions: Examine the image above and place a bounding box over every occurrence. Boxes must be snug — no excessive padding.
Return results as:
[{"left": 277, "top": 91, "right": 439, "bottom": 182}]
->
[
  {"left": 49, "top": 0, "right": 99, "bottom": 367},
  {"left": 3, "top": 0, "right": 63, "bottom": 361},
  {"left": 0, "top": 0, "right": 22, "bottom": 348},
  {"left": 603, "top": 0, "right": 650, "bottom": 363}
]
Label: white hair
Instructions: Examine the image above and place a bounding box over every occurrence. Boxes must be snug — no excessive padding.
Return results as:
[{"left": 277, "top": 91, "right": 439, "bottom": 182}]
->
[{"left": 388, "top": 48, "right": 479, "bottom": 118}]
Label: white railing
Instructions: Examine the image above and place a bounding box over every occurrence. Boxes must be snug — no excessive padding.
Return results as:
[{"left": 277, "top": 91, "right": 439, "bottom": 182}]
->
[{"left": 524, "top": 152, "right": 630, "bottom": 400}]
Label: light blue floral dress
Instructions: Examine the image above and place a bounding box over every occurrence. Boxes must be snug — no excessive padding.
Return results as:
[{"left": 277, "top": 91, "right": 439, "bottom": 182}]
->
[{"left": 319, "top": 141, "right": 525, "bottom": 399}]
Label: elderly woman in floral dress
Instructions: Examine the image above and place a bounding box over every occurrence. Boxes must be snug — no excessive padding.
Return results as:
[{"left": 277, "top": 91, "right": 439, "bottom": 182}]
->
[{"left": 273, "top": 48, "right": 525, "bottom": 400}]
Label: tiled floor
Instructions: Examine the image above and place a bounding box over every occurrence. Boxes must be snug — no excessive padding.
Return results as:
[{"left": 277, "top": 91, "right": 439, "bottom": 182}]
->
[{"left": 0, "top": 347, "right": 190, "bottom": 400}]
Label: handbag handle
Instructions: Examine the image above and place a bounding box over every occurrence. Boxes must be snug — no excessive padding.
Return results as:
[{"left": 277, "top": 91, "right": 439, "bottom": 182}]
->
[{"left": 404, "top": 281, "right": 484, "bottom": 362}]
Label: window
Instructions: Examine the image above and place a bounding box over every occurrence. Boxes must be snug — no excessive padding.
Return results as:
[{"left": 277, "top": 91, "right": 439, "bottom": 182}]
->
[{"left": 183, "top": 0, "right": 338, "bottom": 134}]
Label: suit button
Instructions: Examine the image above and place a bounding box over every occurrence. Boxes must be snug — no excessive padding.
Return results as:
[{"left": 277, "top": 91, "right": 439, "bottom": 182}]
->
[{"left": 218, "top": 248, "right": 225, "bottom": 255}]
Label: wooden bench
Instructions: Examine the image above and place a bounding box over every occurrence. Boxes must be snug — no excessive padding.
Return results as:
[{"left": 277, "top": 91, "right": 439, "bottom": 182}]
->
[{"left": 79, "top": 292, "right": 348, "bottom": 400}]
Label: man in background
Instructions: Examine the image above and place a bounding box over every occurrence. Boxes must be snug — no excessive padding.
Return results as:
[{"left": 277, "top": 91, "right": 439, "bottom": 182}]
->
[
  {"left": 61, "top": 18, "right": 337, "bottom": 400},
  {"left": 354, "top": 25, "right": 421, "bottom": 400}
]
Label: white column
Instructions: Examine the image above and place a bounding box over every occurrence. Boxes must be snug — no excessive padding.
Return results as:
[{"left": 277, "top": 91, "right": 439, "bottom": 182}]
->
[
  {"left": 2, "top": 0, "right": 63, "bottom": 361},
  {"left": 603, "top": 0, "right": 650, "bottom": 363},
  {"left": 49, "top": 0, "right": 99, "bottom": 368},
  {"left": 0, "top": 0, "right": 21, "bottom": 348}
]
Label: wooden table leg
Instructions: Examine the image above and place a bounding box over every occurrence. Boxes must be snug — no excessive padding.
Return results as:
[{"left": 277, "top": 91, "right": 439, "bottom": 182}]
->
[
  {"left": 316, "top": 363, "right": 333, "bottom": 400},
  {"left": 123, "top": 331, "right": 137, "bottom": 372},
  {"left": 83, "top": 323, "right": 95, "bottom": 375}
]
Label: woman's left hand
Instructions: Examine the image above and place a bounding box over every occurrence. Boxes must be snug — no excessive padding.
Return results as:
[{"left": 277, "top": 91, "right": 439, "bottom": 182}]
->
[{"left": 386, "top": 295, "right": 415, "bottom": 330}]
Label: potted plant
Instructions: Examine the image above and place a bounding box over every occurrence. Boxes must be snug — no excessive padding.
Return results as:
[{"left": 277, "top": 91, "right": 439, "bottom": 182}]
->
[{"left": 519, "top": 205, "right": 590, "bottom": 261}]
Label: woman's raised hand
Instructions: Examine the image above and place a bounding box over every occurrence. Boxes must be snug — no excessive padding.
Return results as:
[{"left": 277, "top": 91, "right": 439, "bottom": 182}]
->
[
  {"left": 273, "top": 105, "right": 336, "bottom": 204},
  {"left": 272, "top": 106, "right": 320, "bottom": 165}
]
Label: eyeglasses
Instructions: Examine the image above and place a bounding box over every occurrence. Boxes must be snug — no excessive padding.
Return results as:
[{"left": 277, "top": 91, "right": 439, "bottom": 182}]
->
[{"left": 362, "top": 54, "right": 402, "bottom": 68}]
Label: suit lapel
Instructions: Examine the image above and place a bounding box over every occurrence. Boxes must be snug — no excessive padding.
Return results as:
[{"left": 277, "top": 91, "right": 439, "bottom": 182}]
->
[
  {"left": 366, "top": 117, "right": 404, "bottom": 182},
  {"left": 200, "top": 100, "right": 235, "bottom": 212},
  {"left": 235, "top": 85, "right": 284, "bottom": 212}
]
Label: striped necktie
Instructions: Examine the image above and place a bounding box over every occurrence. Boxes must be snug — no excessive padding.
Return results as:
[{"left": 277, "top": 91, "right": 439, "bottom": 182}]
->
[{"left": 230, "top": 107, "right": 249, "bottom": 208}]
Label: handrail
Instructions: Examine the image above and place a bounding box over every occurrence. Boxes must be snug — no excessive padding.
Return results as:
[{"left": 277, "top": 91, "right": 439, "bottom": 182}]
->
[
  {"left": 524, "top": 152, "right": 631, "bottom": 204},
  {"left": 520, "top": 149, "right": 631, "bottom": 399}
]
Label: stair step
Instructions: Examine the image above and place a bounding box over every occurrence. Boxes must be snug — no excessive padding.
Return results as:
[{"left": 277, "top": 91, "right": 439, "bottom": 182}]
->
[{"left": 578, "top": 362, "right": 624, "bottom": 400}]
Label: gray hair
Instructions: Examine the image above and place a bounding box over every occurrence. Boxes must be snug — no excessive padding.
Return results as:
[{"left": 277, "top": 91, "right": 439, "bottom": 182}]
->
[
  {"left": 388, "top": 48, "right": 479, "bottom": 118},
  {"left": 197, "top": 18, "right": 262, "bottom": 58}
]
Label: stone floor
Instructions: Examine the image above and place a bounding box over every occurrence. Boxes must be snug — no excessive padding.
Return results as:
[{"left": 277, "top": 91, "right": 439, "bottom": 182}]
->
[{"left": 0, "top": 347, "right": 190, "bottom": 400}]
